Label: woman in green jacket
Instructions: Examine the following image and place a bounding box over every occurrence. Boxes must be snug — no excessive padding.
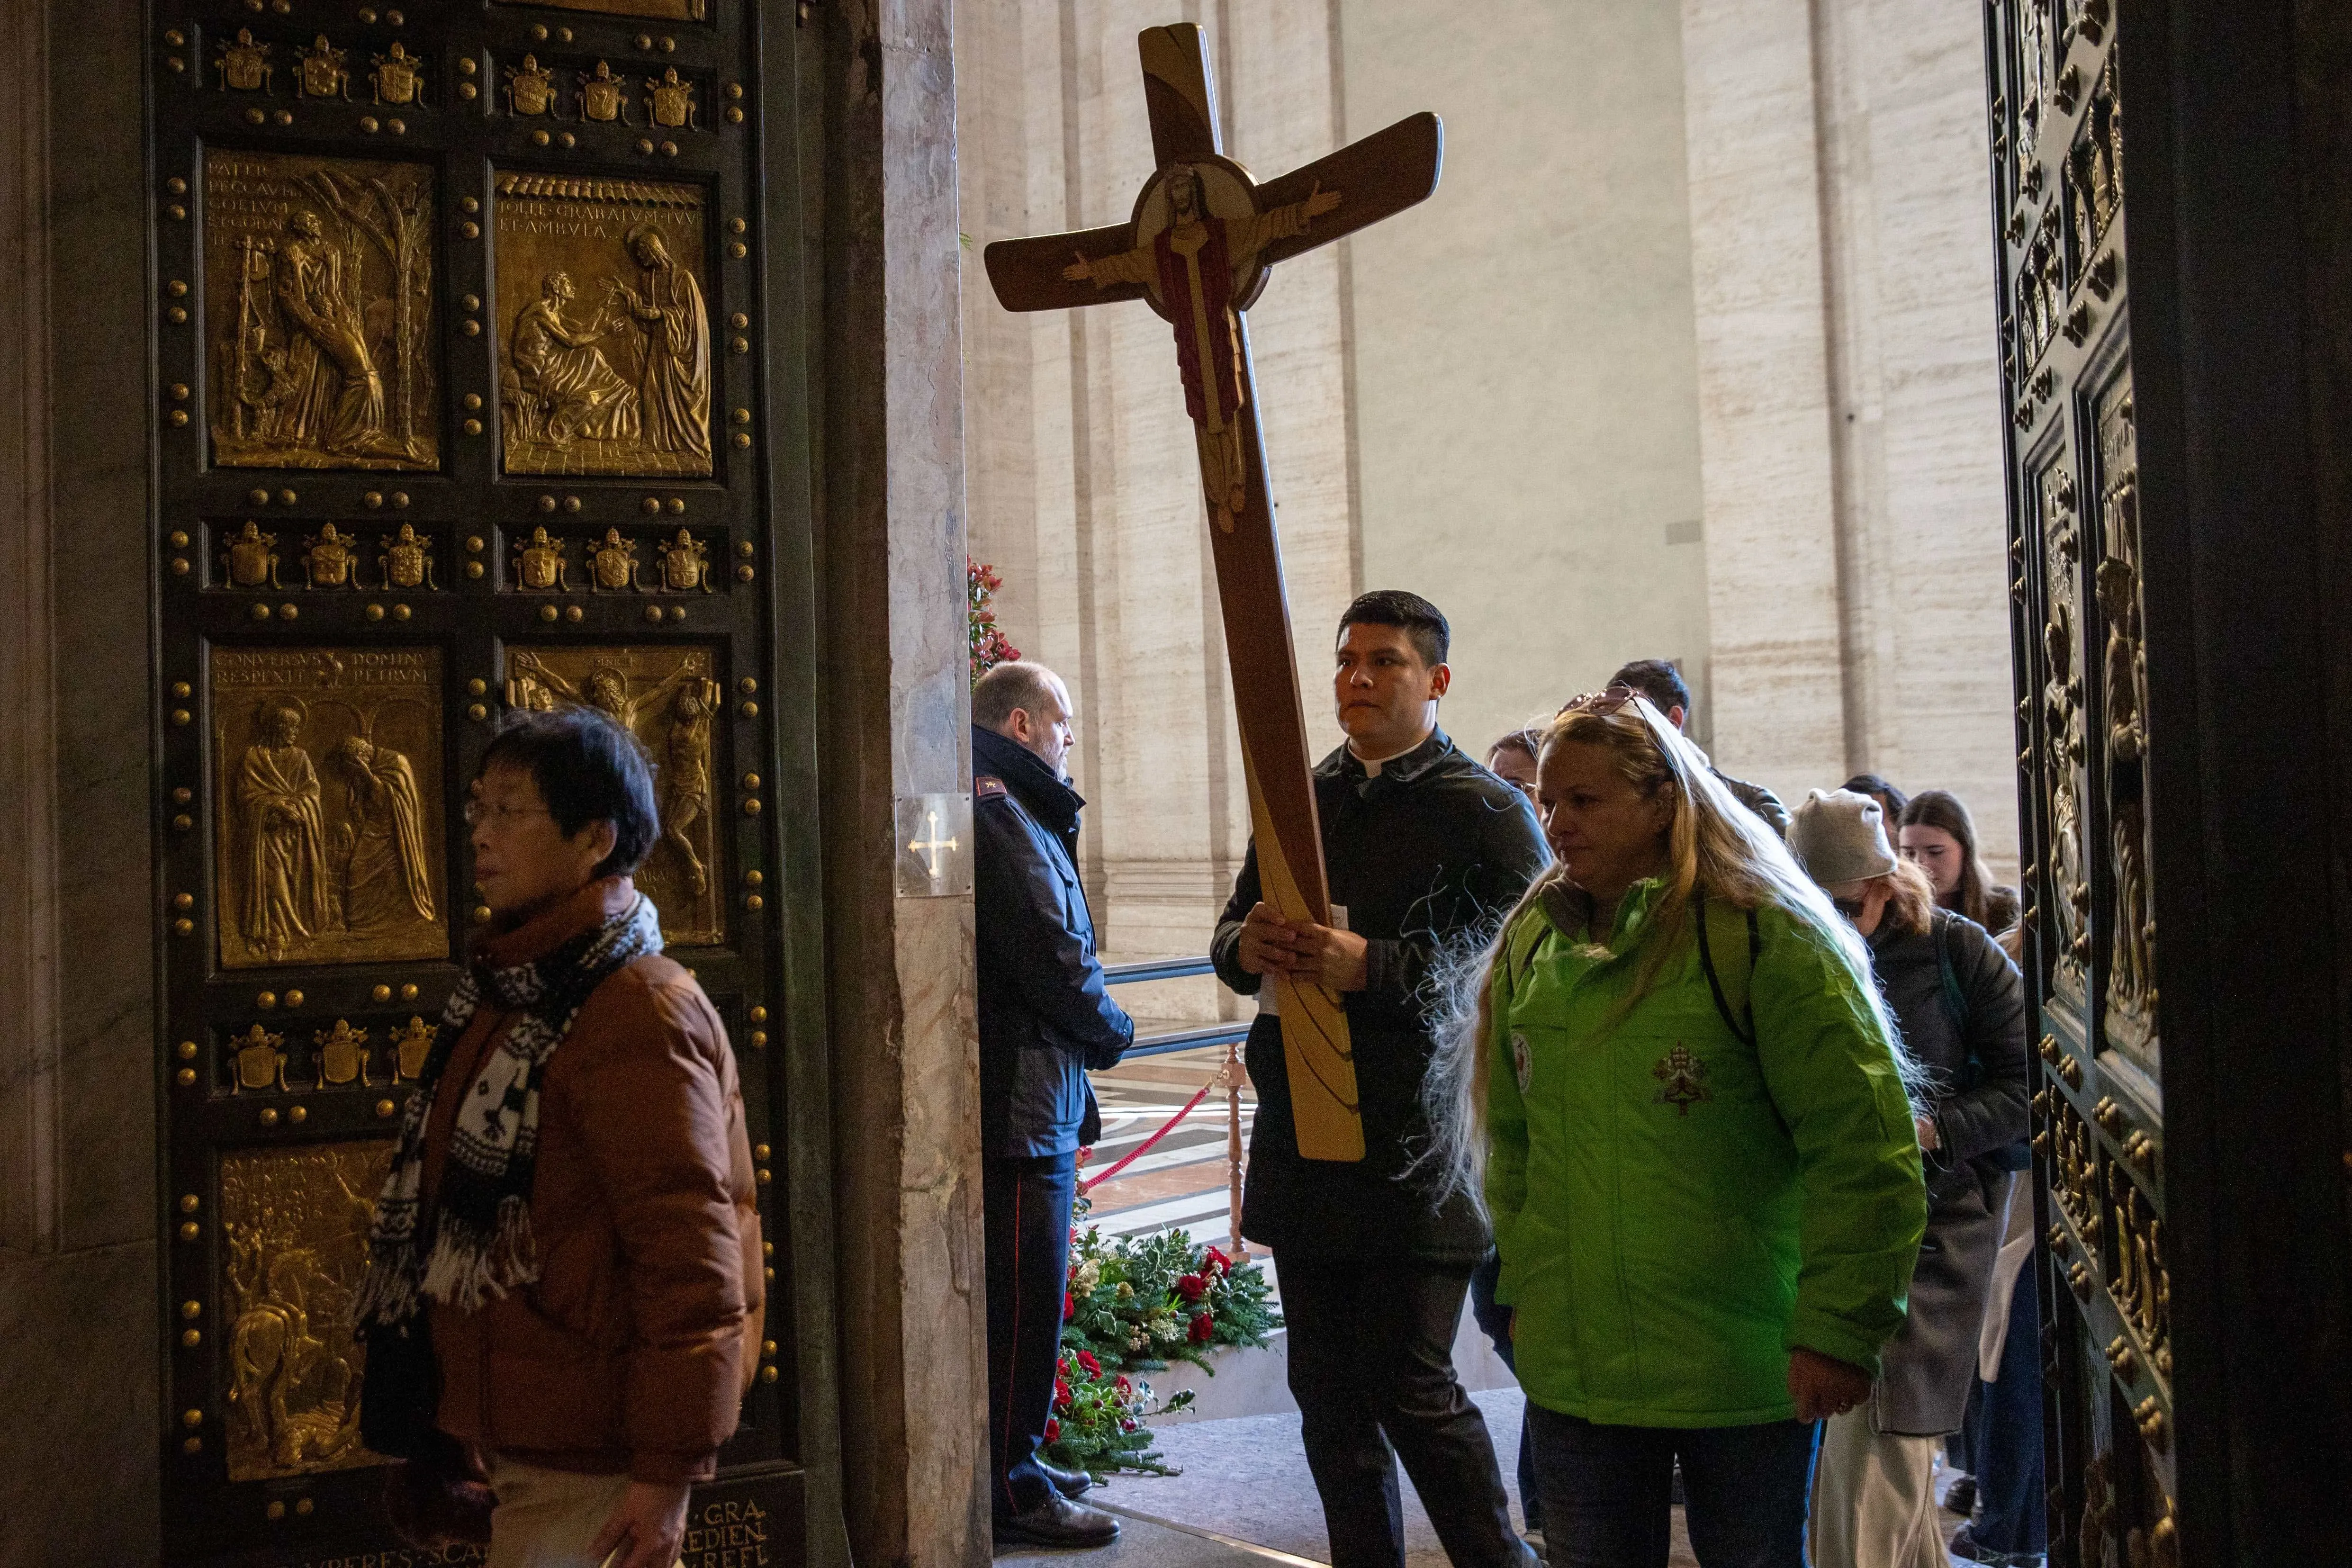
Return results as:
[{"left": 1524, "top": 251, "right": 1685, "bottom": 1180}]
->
[{"left": 1428, "top": 691, "right": 1927, "bottom": 1568}]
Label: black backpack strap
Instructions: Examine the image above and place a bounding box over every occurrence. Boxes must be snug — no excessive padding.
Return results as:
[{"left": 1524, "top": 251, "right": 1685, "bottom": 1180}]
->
[
  {"left": 1934, "top": 910, "right": 1983, "bottom": 1088},
  {"left": 1694, "top": 892, "right": 1758, "bottom": 1049}
]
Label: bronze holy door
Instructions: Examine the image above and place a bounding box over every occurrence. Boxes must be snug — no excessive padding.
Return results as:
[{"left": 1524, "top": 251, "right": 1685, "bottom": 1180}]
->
[
  {"left": 1986, "top": 1, "right": 2352, "bottom": 1563},
  {"left": 148, "top": 3, "right": 824, "bottom": 1563}
]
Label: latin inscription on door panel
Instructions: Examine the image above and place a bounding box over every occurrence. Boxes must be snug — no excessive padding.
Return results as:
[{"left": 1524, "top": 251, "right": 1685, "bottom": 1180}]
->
[
  {"left": 211, "top": 646, "right": 447, "bottom": 969},
  {"left": 219, "top": 1142, "right": 394, "bottom": 1483},
  {"left": 503, "top": 643, "right": 724, "bottom": 946},
  {"left": 495, "top": 174, "right": 712, "bottom": 478},
  {"left": 496, "top": 0, "right": 708, "bottom": 18},
  {"left": 202, "top": 150, "right": 439, "bottom": 472}
]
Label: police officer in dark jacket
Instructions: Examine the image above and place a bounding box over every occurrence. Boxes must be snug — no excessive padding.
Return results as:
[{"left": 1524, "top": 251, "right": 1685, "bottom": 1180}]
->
[
  {"left": 972, "top": 661, "right": 1133, "bottom": 1549},
  {"left": 1212, "top": 592, "right": 1548, "bottom": 1568}
]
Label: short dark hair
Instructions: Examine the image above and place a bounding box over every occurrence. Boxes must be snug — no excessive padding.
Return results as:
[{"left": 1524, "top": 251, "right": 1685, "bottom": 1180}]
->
[
  {"left": 972, "top": 660, "right": 1061, "bottom": 733},
  {"left": 1338, "top": 590, "right": 1450, "bottom": 667},
  {"left": 1609, "top": 658, "right": 1690, "bottom": 718},
  {"left": 1842, "top": 773, "right": 1911, "bottom": 819},
  {"left": 479, "top": 706, "right": 661, "bottom": 880}
]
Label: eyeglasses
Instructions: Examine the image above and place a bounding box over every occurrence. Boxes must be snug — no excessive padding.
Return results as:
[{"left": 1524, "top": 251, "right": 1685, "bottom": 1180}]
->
[
  {"left": 1554, "top": 685, "right": 1640, "bottom": 720},
  {"left": 461, "top": 800, "right": 551, "bottom": 828}
]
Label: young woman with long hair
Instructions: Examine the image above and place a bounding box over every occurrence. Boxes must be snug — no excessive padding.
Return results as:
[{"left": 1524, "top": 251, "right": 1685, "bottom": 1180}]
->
[
  {"left": 1897, "top": 790, "right": 2020, "bottom": 935},
  {"left": 1787, "top": 791, "right": 2029, "bottom": 1568},
  {"left": 1425, "top": 694, "right": 1927, "bottom": 1568}
]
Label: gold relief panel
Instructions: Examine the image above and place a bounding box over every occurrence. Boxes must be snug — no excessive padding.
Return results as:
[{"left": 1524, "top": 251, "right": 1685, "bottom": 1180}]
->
[
  {"left": 203, "top": 150, "right": 439, "bottom": 472},
  {"left": 494, "top": 174, "right": 712, "bottom": 478},
  {"left": 2096, "top": 369, "right": 2157, "bottom": 1063},
  {"left": 503, "top": 644, "right": 724, "bottom": 945},
  {"left": 2035, "top": 450, "right": 2091, "bottom": 1006},
  {"left": 211, "top": 647, "right": 448, "bottom": 969},
  {"left": 219, "top": 1142, "right": 394, "bottom": 1483},
  {"left": 496, "top": 0, "right": 710, "bottom": 18}
]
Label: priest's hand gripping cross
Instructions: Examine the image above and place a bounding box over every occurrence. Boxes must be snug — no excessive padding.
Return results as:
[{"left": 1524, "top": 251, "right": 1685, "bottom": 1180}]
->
[{"left": 985, "top": 24, "right": 1442, "bottom": 1162}]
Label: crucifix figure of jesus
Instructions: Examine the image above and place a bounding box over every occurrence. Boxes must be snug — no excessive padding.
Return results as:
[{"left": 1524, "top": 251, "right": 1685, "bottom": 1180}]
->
[{"left": 985, "top": 24, "right": 1442, "bottom": 1162}]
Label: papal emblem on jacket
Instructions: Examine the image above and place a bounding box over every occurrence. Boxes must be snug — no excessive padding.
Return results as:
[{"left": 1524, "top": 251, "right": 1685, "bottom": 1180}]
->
[{"left": 1651, "top": 1044, "right": 1711, "bottom": 1116}]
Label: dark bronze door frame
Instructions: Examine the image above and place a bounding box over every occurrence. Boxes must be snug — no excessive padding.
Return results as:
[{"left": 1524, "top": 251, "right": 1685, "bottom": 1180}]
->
[{"left": 146, "top": 3, "right": 837, "bottom": 1562}]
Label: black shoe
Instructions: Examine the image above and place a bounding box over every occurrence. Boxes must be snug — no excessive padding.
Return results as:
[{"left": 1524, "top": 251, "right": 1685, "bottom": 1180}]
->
[
  {"left": 1035, "top": 1458, "right": 1092, "bottom": 1498},
  {"left": 1947, "top": 1524, "right": 2039, "bottom": 1566},
  {"left": 1944, "top": 1474, "right": 1979, "bottom": 1517},
  {"left": 994, "top": 1496, "right": 1120, "bottom": 1549}
]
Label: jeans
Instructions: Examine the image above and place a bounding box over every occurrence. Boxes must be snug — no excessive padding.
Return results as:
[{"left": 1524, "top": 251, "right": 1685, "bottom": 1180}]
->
[
  {"left": 1468, "top": 1249, "right": 1543, "bottom": 1534},
  {"left": 1276, "top": 1251, "right": 1530, "bottom": 1568},
  {"left": 1962, "top": 1273, "right": 2046, "bottom": 1555},
  {"left": 983, "top": 1151, "right": 1079, "bottom": 1520},
  {"left": 1525, "top": 1404, "right": 1820, "bottom": 1568}
]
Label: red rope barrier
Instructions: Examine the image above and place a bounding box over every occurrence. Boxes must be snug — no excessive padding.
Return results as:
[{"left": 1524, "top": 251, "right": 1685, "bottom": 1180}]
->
[{"left": 1080, "top": 1080, "right": 1215, "bottom": 1194}]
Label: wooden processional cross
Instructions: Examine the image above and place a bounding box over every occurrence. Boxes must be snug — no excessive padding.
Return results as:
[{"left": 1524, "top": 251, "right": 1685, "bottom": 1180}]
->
[{"left": 985, "top": 25, "right": 1442, "bottom": 1162}]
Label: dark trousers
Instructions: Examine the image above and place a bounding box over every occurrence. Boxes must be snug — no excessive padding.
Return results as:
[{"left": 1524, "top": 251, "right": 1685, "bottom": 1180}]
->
[
  {"left": 983, "top": 1151, "right": 1077, "bottom": 1521},
  {"left": 1962, "top": 1274, "right": 2047, "bottom": 1555},
  {"left": 1276, "top": 1251, "right": 1526, "bottom": 1568},
  {"left": 1525, "top": 1404, "right": 1819, "bottom": 1568},
  {"left": 1468, "top": 1249, "right": 1542, "bottom": 1534}
]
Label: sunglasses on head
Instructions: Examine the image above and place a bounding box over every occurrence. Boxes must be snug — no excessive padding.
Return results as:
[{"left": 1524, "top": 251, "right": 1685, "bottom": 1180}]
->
[{"left": 1556, "top": 684, "right": 1642, "bottom": 720}]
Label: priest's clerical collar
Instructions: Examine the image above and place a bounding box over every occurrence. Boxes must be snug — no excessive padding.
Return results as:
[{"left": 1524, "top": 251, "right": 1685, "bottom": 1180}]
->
[{"left": 1333, "top": 726, "right": 1448, "bottom": 783}]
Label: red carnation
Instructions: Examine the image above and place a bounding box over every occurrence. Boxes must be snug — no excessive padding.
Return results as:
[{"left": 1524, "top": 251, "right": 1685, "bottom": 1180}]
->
[
  {"left": 1055, "top": 1379, "right": 1073, "bottom": 1410},
  {"left": 1063, "top": 1291, "right": 1077, "bottom": 1321},
  {"left": 1045, "top": 1417, "right": 1061, "bottom": 1443},
  {"left": 1076, "top": 1350, "right": 1101, "bottom": 1378},
  {"left": 1205, "top": 1246, "right": 1233, "bottom": 1276},
  {"left": 1115, "top": 1375, "right": 1132, "bottom": 1397},
  {"left": 1176, "top": 1273, "right": 1209, "bottom": 1304},
  {"left": 1188, "top": 1312, "right": 1215, "bottom": 1344}
]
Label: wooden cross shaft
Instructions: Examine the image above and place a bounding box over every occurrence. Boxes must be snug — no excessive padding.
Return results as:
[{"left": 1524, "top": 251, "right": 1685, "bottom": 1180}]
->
[{"left": 985, "top": 24, "right": 1442, "bottom": 1162}]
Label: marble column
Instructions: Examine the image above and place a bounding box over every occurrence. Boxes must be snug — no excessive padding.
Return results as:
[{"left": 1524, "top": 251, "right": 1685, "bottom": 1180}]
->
[
  {"left": 0, "top": 0, "right": 162, "bottom": 1560},
  {"left": 1679, "top": 0, "right": 1850, "bottom": 796},
  {"left": 1811, "top": 0, "right": 2017, "bottom": 869},
  {"left": 819, "top": 1, "right": 990, "bottom": 1564}
]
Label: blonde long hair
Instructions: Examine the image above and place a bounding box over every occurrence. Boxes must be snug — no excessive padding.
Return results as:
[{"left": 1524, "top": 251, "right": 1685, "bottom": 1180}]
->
[{"left": 1421, "top": 695, "right": 1912, "bottom": 1210}]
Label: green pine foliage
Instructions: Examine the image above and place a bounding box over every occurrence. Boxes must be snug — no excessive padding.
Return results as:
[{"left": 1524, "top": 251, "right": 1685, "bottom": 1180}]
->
[{"left": 1041, "top": 1212, "right": 1282, "bottom": 1478}]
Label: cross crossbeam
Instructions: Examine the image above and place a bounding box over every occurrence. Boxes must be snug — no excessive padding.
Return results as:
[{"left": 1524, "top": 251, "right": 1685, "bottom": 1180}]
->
[{"left": 985, "top": 24, "right": 1442, "bottom": 1162}]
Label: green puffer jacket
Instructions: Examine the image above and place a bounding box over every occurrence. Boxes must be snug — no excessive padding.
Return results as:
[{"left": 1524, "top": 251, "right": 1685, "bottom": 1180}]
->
[{"left": 1487, "top": 878, "right": 1926, "bottom": 1428}]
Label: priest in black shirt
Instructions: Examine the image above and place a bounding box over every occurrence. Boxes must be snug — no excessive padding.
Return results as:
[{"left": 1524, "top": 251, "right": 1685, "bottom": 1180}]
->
[{"left": 1211, "top": 590, "right": 1548, "bottom": 1568}]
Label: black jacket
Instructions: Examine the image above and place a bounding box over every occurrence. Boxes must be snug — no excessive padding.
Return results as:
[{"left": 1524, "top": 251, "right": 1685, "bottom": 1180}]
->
[
  {"left": 973, "top": 725, "right": 1134, "bottom": 1159},
  {"left": 1211, "top": 730, "right": 1550, "bottom": 1262},
  {"left": 1866, "top": 908, "right": 2029, "bottom": 1433},
  {"left": 1714, "top": 767, "right": 1793, "bottom": 837}
]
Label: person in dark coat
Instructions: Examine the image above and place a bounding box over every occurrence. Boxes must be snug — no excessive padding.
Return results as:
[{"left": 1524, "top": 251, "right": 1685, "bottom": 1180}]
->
[
  {"left": 1212, "top": 591, "right": 1549, "bottom": 1568},
  {"left": 972, "top": 660, "right": 1134, "bottom": 1549},
  {"left": 1788, "top": 789, "right": 2029, "bottom": 1568},
  {"left": 1608, "top": 658, "right": 1794, "bottom": 836}
]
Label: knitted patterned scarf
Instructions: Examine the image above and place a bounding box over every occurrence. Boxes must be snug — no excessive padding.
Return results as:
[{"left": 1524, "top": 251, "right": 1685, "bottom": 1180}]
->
[{"left": 352, "top": 893, "right": 663, "bottom": 1327}]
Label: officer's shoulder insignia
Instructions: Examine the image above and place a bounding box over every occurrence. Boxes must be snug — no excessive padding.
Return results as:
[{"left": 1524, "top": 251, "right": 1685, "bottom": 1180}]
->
[{"left": 975, "top": 775, "right": 1008, "bottom": 802}]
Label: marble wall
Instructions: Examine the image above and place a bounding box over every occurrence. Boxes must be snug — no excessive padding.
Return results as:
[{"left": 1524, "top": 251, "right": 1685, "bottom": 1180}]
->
[
  {"left": 0, "top": 1, "right": 163, "bottom": 1560},
  {"left": 1811, "top": 0, "right": 2017, "bottom": 867},
  {"left": 820, "top": 1, "right": 991, "bottom": 1564},
  {"left": 1342, "top": 0, "right": 1714, "bottom": 757}
]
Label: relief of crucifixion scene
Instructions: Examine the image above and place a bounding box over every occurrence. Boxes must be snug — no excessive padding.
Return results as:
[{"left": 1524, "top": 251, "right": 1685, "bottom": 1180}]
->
[
  {"left": 202, "top": 150, "right": 438, "bottom": 471},
  {"left": 219, "top": 1142, "right": 394, "bottom": 1483},
  {"left": 503, "top": 644, "right": 725, "bottom": 946},
  {"left": 209, "top": 646, "right": 447, "bottom": 970},
  {"left": 494, "top": 173, "right": 713, "bottom": 478}
]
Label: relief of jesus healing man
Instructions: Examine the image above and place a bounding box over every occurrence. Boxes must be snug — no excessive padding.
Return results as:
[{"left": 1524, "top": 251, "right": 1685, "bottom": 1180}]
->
[{"left": 1065, "top": 164, "right": 1340, "bottom": 529}]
